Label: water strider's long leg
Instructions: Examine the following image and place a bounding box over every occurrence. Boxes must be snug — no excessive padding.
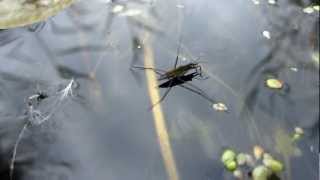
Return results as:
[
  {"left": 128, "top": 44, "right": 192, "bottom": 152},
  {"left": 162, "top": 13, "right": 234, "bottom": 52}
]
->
[
  {"left": 131, "top": 66, "right": 166, "bottom": 75},
  {"left": 149, "top": 85, "right": 173, "bottom": 110},
  {"left": 178, "top": 83, "right": 216, "bottom": 104}
]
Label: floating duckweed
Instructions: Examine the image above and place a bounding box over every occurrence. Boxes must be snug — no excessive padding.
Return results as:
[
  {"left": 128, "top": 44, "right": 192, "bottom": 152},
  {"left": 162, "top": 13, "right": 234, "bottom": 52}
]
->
[
  {"left": 236, "top": 153, "right": 247, "bottom": 166},
  {"left": 252, "top": 165, "right": 272, "bottom": 180},
  {"left": 212, "top": 103, "right": 228, "bottom": 112},
  {"left": 245, "top": 154, "right": 255, "bottom": 167},
  {"left": 263, "top": 159, "right": 284, "bottom": 172},
  {"left": 221, "top": 149, "right": 236, "bottom": 163},
  {"left": 225, "top": 160, "right": 237, "bottom": 172},
  {"left": 253, "top": 145, "right": 264, "bottom": 160},
  {"left": 265, "top": 78, "right": 283, "bottom": 89},
  {"left": 221, "top": 149, "right": 237, "bottom": 171},
  {"left": 263, "top": 153, "right": 273, "bottom": 160},
  {"left": 233, "top": 169, "right": 243, "bottom": 179},
  {"left": 292, "top": 127, "right": 304, "bottom": 141}
]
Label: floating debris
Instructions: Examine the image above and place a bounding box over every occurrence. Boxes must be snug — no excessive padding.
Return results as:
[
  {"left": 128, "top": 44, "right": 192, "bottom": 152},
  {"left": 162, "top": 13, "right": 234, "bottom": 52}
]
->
[
  {"left": 252, "top": 165, "right": 272, "bottom": 180},
  {"left": 245, "top": 154, "right": 255, "bottom": 167},
  {"left": 112, "top": 5, "right": 125, "bottom": 13},
  {"left": 220, "top": 145, "right": 285, "bottom": 179},
  {"left": 268, "top": 0, "right": 277, "bottom": 5},
  {"left": 262, "top": 31, "right": 271, "bottom": 39},
  {"left": 263, "top": 158, "right": 284, "bottom": 172},
  {"left": 265, "top": 78, "right": 284, "bottom": 89},
  {"left": 312, "top": 52, "right": 319, "bottom": 67},
  {"left": 236, "top": 153, "right": 247, "bottom": 166},
  {"left": 176, "top": 4, "right": 185, "bottom": 9},
  {"left": 119, "top": 9, "right": 142, "bottom": 17},
  {"left": 10, "top": 79, "right": 78, "bottom": 180},
  {"left": 233, "top": 169, "right": 243, "bottom": 179},
  {"left": 221, "top": 149, "right": 236, "bottom": 163},
  {"left": 251, "top": 0, "right": 260, "bottom": 5},
  {"left": 303, "top": 6, "right": 314, "bottom": 14},
  {"left": 221, "top": 149, "right": 237, "bottom": 171},
  {"left": 292, "top": 127, "right": 304, "bottom": 141},
  {"left": 253, "top": 145, "right": 264, "bottom": 160},
  {"left": 289, "top": 67, "right": 298, "bottom": 72},
  {"left": 212, "top": 103, "right": 228, "bottom": 112}
]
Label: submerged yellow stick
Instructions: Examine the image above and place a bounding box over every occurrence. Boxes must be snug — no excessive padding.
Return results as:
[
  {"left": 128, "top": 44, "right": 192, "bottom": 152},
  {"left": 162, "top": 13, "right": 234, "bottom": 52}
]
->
[{"left": 143, "top": 34, "right": 180, "bottom": 180}]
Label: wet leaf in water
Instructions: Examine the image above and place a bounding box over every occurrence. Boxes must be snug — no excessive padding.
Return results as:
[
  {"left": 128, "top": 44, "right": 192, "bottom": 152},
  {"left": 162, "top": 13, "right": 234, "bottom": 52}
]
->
[{"left": 292, "top": 127, "right": 304, "bottom": 142}]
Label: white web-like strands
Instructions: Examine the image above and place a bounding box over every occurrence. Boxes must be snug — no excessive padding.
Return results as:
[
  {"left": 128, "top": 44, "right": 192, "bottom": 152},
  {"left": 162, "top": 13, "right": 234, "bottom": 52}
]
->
[
  {"left": 9, "top": 124, "right": 28, "bottom": 180},
  {"left": 9, "top": 79, "right": 76, "bottom": 180}
]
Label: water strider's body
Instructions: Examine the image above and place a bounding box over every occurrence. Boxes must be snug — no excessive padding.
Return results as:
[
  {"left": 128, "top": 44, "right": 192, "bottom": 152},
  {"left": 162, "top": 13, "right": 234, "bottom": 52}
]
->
[
  {"left": 158, "top": 72, "right": 199, "bottom": 88},
  {"left": 158, "top": 63, "right": 201, "bottom": 81}
]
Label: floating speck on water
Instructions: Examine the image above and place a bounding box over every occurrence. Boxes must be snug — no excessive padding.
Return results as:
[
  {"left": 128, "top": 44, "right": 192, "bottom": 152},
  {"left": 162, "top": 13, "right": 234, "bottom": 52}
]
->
[
  {"left": 265, "top": 78, "right": 283, "bottom": 89},
  {"left": 176, "top": 4, "right": 185, "bottom": 9},
  {"left": 289, "top": 67, "right": 298, "bottom": 72},
  {"left": 303, "top": 7, "right": 314, "bottom": 14},
  {"left": 119, "top": 9, "right": 142, "bottom": 17},
  {"left": 182, "top": 57, "right": 187, "bottom": 61},
  {"left": 268, "top": 0, "right": 276, "bottom": 5},
  {"left": 294, "top": 127, "right": 304, "bottom": 135},
  {"left": 251, "top": 0, "right": 260, "bottom": 5},
  {"left": 262, "top": 31, "right": 271, "bottom": 39},
  {"left": 112, "top": 5, "right": 124, "bottom": 13},
  {"left": 212, "top": 103, "right": 228, "bottom": 112}
]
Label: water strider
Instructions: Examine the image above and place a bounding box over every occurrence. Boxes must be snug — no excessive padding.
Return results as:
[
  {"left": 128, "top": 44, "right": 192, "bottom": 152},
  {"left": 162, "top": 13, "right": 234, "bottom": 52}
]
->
[{"left": 131, "top": 37, "right": 218, "bottom": 109}]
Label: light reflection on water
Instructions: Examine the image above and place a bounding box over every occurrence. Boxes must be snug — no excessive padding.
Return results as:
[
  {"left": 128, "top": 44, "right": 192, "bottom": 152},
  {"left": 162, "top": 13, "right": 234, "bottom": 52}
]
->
[{"left": 0, "top": 0, "right": 318, "bottom": 180}]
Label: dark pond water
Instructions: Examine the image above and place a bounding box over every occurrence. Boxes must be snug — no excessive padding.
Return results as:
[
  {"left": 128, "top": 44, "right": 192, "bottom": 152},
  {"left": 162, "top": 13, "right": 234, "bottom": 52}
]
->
[{"left": 0, "top": 0, "right": 319, "bottom": 180}]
